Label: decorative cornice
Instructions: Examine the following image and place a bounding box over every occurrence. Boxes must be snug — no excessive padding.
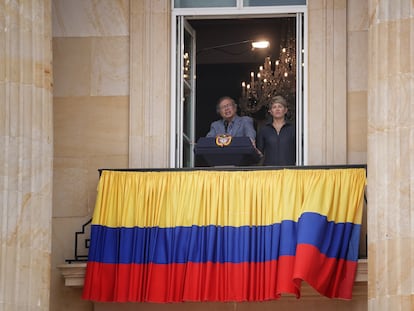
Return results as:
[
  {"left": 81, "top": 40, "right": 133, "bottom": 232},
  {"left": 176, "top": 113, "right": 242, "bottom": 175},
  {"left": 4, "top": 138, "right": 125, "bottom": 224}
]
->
[
  {"left": 57, "top": 263, "right": 88, "bottom": 287},
  {"left": 354, "top": 258, "right": 367, "bottom": 282}
]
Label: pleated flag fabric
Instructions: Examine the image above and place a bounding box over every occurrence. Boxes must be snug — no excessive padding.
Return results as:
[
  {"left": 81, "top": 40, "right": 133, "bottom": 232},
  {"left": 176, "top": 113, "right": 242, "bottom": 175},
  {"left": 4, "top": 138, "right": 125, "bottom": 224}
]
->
[{"left": 82, "top": 168, "right": 366, "bottom": 302}]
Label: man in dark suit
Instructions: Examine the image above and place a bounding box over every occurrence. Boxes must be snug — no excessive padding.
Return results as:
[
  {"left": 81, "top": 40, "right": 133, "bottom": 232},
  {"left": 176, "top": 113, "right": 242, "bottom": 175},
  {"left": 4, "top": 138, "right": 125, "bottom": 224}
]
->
[{"left": 206, "top": 96, "right": 256, "bottom": 141}]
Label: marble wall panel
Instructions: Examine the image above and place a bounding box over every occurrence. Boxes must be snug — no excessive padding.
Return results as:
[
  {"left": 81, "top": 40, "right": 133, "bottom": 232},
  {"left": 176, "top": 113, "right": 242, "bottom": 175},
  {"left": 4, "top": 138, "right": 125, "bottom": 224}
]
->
[
  {"left": 53, "top": 35, "right": 130, "bottom": 97},
  {"left": 53, "top": 38, "right": 91, "bottom": 97},
  {"left": 53, "top": 157, "right": 89, "bottom": 218},
  {"left": 347, "top": 91, "right": 368, "bottom": 163},
  {"left": 132, "top": 135, "right": 171, "bottom": 168},
  {"left": 53, "top": 96, "right": 129, "bottom": 157},
  {"left": 90, "top": 36, "right": 129, "bottom": 96},
  {"left": 52, "top": 0, "right": 129, "bottom": 37},
  {"left": 347, "top": 0, "right": 368, "bottom": 32},
  {"left": 348, "top": 151, "right": 367, "bottom": 164},
  {"left": 348, "top": 31, "right": 368, "bottom": 92}
]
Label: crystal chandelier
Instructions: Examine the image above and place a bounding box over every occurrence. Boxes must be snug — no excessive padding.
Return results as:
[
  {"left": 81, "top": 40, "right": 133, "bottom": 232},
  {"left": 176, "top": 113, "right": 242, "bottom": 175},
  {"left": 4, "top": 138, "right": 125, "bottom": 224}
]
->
[{"left": 239, "top": 37, "right": 296, "bottom": 118}]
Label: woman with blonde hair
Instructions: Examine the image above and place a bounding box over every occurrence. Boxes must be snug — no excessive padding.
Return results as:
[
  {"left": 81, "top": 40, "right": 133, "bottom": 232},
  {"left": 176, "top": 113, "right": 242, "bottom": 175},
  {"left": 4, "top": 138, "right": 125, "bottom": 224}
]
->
[{"left": 256, "top": 95, "right": 296, "bottom": 166}]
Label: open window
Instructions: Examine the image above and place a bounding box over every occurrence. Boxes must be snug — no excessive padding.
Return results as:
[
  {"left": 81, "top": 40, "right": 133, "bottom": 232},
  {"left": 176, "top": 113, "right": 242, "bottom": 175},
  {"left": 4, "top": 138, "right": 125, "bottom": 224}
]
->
[
  {"left": 172, "top": 6, "right": 306, "bottom": 168},
  {"left": 174, "top": 18, "right": 196, "bottom": 167}
]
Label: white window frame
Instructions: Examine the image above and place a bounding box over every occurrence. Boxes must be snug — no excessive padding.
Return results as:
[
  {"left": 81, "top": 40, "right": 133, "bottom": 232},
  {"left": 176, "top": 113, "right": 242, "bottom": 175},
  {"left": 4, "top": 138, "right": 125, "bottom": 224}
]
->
[{"left": 170, "top": 1, "right": 308, "bottom": 167}]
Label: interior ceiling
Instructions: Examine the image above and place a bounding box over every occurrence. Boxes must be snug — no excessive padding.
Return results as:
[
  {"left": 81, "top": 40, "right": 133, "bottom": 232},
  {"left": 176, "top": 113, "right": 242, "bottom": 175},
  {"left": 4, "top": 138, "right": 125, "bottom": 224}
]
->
[{"left": 189, "top": 17, "right": 295, "bottom": 65}]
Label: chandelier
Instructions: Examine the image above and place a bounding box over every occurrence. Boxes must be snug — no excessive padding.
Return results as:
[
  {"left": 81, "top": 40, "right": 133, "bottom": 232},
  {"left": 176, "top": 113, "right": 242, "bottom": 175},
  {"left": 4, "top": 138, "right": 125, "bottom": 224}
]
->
[{"left": 239, "top": 37, "right": 296, "bottom": 118}]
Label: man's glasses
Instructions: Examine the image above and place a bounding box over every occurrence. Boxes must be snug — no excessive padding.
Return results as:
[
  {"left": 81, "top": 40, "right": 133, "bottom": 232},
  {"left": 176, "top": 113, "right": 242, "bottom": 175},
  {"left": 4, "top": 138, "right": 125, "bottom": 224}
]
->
[{"left": 219, "top": 103, "right": 234, "bottom": 110}]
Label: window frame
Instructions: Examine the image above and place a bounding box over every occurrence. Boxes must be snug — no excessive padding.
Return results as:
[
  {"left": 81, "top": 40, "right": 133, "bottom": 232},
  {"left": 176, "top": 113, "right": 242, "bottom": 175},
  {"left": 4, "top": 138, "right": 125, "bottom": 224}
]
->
[{"left": 170, "top": 2, "right": 308, "bottom": 167}]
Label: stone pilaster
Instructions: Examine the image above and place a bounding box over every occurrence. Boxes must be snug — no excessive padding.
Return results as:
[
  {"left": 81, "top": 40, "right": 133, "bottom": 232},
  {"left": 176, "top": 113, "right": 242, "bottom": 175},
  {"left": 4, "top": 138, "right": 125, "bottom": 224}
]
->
[
  {"left": 307, "top": 0, "right": 347, "bottom": 164},
  {"left": 0, "top": 1, "right": 53, "bottom": 310},
  {"left": 129, "top": 0, "right": 171, "bottom": 168},
  {"left": 367, "top": 1, "right": 414, "bottom": 310}
]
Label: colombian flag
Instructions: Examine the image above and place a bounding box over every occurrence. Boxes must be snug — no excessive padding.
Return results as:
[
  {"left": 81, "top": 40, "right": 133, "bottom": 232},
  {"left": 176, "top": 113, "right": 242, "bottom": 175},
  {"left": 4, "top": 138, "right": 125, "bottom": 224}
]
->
[{"left": 82, "top": 168, "right": 366, "bottom": 302}]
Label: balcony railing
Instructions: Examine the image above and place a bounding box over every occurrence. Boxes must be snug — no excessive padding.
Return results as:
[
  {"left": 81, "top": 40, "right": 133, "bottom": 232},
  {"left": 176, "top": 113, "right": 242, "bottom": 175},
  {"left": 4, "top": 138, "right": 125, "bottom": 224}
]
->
[{"left": 59, "top": 164, "right": 367, "bottom": 298}]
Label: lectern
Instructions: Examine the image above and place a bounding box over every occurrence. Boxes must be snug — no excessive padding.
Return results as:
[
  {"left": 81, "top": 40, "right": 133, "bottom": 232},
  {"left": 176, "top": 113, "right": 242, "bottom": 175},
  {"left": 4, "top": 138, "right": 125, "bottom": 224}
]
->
[{"left": 194, "top": 136, "right": 260, "bottom": 167}]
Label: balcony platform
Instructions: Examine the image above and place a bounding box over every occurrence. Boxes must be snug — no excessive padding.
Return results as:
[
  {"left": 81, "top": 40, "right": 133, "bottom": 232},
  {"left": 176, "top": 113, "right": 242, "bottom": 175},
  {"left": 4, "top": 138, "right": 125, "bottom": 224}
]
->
[{"left": 58, "top": 259, "right": 368, "bottom": 297}]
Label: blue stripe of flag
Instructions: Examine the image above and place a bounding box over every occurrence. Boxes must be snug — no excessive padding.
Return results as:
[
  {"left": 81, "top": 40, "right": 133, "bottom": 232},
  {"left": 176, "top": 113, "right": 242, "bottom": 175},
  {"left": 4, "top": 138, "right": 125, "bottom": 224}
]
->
[{"left": 88, "top": 212, "right": 360, "bottom": 264}]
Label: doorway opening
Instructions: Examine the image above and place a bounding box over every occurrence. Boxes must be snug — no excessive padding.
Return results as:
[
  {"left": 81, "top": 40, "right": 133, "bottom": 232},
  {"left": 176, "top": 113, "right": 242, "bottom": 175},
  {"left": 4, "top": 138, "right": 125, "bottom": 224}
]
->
[{"left": 190, "top": 17, "right": 296, "bottom": 141}]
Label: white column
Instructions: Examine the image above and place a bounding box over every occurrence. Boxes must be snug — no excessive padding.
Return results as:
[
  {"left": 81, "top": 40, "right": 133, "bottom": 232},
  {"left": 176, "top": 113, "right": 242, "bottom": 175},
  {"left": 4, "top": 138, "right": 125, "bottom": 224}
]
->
[
  {"left": 367, "top": 0, "right": 414, "bottom": 310},
  {"left": 0, "top": 1, "right": 53, "bottom": 310}
]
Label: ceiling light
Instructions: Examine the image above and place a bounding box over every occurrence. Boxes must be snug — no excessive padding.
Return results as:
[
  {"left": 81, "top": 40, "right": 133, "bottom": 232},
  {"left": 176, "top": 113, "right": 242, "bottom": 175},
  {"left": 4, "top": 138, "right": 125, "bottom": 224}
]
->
[{"left": 251, "top": 41, "right": 270, "bottom": 49}]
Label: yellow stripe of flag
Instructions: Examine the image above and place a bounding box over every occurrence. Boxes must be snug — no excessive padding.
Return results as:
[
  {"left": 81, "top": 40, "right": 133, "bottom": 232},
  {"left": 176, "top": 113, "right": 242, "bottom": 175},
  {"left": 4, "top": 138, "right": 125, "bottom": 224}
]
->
[{"left": 91, "top": 169, "right": 366, "bottom": 228}]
